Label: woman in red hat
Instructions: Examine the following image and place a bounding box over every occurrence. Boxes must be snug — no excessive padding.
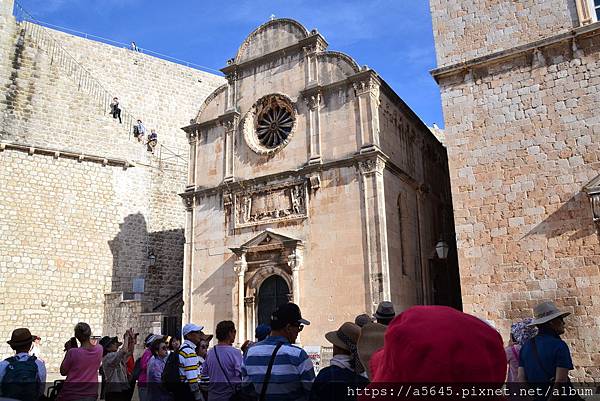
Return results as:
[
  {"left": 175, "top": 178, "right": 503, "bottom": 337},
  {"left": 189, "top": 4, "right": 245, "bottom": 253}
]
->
[{"left": 359, "top": 306, "right": 507, "bottom": 401}]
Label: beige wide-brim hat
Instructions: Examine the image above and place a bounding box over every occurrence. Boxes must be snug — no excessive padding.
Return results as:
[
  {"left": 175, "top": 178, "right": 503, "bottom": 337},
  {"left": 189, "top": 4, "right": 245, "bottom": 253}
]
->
[
  {"left": 325, "top": 322, "right": 361, "bottom": 352},
  {"left": 528, "top": 301, "right": 570, "bottom": 326},
  {"left": 357, "top": 322, "right": 386, "bottom": 379}
]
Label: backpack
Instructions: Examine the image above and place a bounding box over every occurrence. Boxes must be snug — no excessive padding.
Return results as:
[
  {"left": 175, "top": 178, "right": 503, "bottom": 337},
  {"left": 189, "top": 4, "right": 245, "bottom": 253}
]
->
[
  {"left": 1, "top": 355, "right": 40, "bottom": 401},
  {"left": 161, "top": 345, "right": 192, "bottom": 393},
  {"left": 131, "top": 356, "right": 142, "bottom": 382}
]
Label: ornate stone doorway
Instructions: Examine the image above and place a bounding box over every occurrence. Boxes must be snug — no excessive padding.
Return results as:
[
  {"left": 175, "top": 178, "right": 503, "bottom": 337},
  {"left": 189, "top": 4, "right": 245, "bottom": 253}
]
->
[
  {"left": 257, "top": 275, "right": 290, "bottom": 325},
  {"left": 230, "top": 229, "right": 303, "bottom": 344}
]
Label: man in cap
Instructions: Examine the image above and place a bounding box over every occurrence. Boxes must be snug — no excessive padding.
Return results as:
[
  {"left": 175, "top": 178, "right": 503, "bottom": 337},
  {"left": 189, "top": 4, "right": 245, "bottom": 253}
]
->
[
  {"left": 241, "top": 324, "right": 271, "bottom": 356},
  {"left": 177, "top": 323, "right": 209, "bottom": 401},
  {"left": 373, "top": 301, "right": 395, "bottom": 326},
  {"left": 242, "top": 302, "right": 315, "bottom": 401},
  {"left": 518, "top": 301, "right": 574, "bottom": 399},
  {"left": 100, "top": 328, "right": 136, "bottom": 400},
  {"left": 0, "top": 328, "right": 46, "bottom": 401}
]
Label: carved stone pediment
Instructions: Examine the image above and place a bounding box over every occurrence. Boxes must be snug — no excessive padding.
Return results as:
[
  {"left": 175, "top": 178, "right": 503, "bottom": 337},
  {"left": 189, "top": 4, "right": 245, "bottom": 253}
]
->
[
  {"left": 233, "top": 181, "right": 308, "bottom": 228},
  {"left": 230, "top": 229, "right": 302, "bottom": 255}
]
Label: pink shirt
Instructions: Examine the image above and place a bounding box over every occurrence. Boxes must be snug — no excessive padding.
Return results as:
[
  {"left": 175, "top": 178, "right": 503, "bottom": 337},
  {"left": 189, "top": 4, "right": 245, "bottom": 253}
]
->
[
  {"left": 505, "top": 344, "right": 521, "bottom": 383},
  {"left": 58, "top": 344, "right": 103, "bottom": 401},
  {"left": 137, "top": 348, "right": 153, "bottom": 385}
]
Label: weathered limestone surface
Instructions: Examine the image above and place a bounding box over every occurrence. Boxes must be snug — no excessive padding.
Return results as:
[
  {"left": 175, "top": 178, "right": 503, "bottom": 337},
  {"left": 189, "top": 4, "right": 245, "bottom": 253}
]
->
[
  {"left": 431, "top": 0, "right": 579, "bottom": 67},
  {"left": 431, "top": 0, "right": 600, "bottom": 379},
  {"left": 0, "top": 7, "right": 222, "bottom": 370}
]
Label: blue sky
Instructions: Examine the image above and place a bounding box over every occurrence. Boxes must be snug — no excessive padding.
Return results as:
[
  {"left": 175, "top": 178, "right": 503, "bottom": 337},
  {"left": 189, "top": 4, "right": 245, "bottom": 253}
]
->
[{"left": 17, "top": 0, "right": 444, "bottom": 127}]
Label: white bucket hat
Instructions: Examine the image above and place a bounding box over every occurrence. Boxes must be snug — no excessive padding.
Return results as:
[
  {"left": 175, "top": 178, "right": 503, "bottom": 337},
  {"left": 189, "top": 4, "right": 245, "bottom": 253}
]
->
[{"left": 528, "top": 301, "right": 570, "bottom": 326}]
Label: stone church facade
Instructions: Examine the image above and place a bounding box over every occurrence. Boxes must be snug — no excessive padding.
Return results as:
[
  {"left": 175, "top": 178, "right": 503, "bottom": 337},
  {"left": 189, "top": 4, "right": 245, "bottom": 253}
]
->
[
  {"left": 430, "top": 0, "right": 600, "bottom": 378},
  {"left": 182, "top": 19, "right": 460, "bottom": 347}
]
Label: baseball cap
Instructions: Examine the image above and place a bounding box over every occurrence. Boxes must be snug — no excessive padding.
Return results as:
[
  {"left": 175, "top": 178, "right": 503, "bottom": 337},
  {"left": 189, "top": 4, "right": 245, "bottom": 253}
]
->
[
  {"left": 99, "top": 336, "right": 122, "bottom": 349},
  {"left": 145, "top": 334, "right": 163, "bottom": 346},
  {"left": 270, "top": 303, "right": 310, "bottom": 330},
  {"left": 255, "top": 324, "right": 271, "bottom": 341},
  {"left": 182, "top": 323, "right": 205, "bottom": 337}
]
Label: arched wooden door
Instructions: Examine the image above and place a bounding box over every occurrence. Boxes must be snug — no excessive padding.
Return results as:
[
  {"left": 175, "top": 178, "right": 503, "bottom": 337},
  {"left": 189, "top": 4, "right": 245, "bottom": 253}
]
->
[{"left": 257, "top": 275, "right": 290, "bottom": 325}]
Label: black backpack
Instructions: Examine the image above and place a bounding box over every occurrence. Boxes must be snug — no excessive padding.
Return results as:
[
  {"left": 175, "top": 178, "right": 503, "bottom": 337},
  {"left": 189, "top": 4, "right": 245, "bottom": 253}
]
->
[
  {"left": 1, "top": 355, "right": 40, "bottom": 401},
  {"left": 161, "top": 345, "right": 191, "bottom": 392}
]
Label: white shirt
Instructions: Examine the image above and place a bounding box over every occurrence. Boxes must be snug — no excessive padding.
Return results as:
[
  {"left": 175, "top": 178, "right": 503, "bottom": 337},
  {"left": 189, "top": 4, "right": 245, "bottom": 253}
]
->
[{"left": 0, "top": 352, "right": 47, "bottom": 396}]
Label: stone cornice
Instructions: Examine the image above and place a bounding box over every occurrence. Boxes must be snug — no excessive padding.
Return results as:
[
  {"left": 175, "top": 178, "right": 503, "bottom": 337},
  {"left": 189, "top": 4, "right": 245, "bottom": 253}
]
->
[
  {"left": 431, "top": 22, "right": 600, "bottom": 82},
  {"left": 221, "top": 33, "right": 328, "bottom": 77},
  {"left": 0, "top": 141, "right": 133, "bottom": 168},
  {"left": 178, "top": 148, "right": 420, "bottom": 200}
]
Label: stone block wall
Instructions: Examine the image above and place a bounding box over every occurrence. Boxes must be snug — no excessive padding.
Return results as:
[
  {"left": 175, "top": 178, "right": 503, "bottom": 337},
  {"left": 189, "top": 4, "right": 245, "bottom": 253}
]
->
[
  {"left": 432, "top": 13, "right": 600, "bottom": 379},
  {"left": 430, "top": 0, "right": 579, "bottom": 67},
  {"left": 0, "top": 10, "right": 222, "bottom": 371}
]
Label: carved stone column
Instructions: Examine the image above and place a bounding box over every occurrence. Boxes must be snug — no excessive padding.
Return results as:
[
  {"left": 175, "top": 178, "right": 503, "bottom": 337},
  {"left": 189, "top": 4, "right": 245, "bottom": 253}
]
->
[
  {"left": 353, "top": 75, "right": 381, "bottom": 153},
  {"left": 305, "top": 91, "right": 322, "bottom": 165},
  {"left": 287, "top": 247, "right": 303, "bottom": 306},
  {"left": 288, "top": 246, "right": 304, "bottom": 344},
  {"left": 244, "top": 296, "right": 255, "bottom": 342},
  {"left": 181, "top": 194, "right": 195, "bottom": 324},
  {"left": 358, "top": 156, "right": 390, "bottom": 313},
  {"left": 219, "top": 111, "right": 240, "bottom": 184},
  {"left": 233, "top": 251, "right": 248, "bottom": 344}
]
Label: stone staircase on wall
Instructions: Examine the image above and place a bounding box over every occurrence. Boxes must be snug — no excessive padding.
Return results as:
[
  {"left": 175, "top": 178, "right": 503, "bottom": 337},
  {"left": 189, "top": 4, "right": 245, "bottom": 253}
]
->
[{"left": 3, "top": 5, "right": 187, "bottom": 170}]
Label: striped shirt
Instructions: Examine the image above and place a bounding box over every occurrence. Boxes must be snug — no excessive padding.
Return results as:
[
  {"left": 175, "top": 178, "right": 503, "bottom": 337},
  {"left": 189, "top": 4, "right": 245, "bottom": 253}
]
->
[
  {"left": 242, "top": 336, "right": 315, "bottom": 401},
  {"left": 178, "top": 340, "right": 200, "bottom": 384}
]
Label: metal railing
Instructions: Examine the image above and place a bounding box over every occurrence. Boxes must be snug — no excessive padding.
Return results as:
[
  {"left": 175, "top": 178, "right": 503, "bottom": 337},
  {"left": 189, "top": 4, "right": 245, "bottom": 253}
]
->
[
  {"left": 157, "top": 143, "right": 187, "bottom": 169},
  {"left": 18, "top": 19, "right": 222, "bottom": 74},
  {"left": 13, "top": 1, "right": 138, "bottom": 139}
]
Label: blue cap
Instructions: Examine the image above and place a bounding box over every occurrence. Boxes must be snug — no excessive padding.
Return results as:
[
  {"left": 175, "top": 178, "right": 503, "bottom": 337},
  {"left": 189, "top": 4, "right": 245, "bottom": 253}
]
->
[{"left": 255, "top": 324, "right": 271, "bottom": 341}]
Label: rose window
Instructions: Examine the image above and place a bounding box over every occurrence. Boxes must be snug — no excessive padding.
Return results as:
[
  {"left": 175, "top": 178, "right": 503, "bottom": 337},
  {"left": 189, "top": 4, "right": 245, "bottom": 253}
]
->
[
  {"left": 242, "top": 94, "right": 297, "bottom": 155},
  {"left": 256, "top": 105, "right": 294, "bottom": 148}
]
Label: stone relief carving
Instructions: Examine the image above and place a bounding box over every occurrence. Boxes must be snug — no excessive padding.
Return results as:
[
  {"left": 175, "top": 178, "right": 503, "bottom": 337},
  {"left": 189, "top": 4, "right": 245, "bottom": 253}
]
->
[
  {"left": 353, "top": 77, "right": 380, "bottom": 98},
  {"left": 358, "top": 158, "right": 385, "bottom": 175},
  {"left": 233, "top": 182, "right": 308, "bottom": 228}
]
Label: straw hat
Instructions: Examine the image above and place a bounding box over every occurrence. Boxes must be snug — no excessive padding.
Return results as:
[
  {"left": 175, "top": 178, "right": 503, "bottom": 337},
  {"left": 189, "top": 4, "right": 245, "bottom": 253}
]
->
[
  {"left": 325, "top": 322, "right": 361, "bottom": 351},
  {"left": 357, "top": 322, "right": 386, "bottom": 379},
  {"left": 528, "top": 301, "right": 570, "bottom": 326}
]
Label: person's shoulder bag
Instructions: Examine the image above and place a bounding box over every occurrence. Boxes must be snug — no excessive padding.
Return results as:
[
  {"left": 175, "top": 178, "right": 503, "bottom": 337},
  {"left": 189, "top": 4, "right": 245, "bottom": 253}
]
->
[{"left": 215, "top": 342, "right": 283, "bottom": 401}]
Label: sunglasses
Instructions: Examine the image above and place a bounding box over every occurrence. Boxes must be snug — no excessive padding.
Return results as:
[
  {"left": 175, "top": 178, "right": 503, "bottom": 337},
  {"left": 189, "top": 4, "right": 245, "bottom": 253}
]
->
[{"left": 290, "top": 323, "right": 304, "bottom": 332}]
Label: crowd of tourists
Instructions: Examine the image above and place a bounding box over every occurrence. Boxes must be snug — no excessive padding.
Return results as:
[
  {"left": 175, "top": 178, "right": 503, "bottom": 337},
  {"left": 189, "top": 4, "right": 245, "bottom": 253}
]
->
[
  {"left": 0, "top": 300, "right": 587, "bottom": 401},
  {"left": 109, "top": 98, "right": 158, "bottom": 153}
]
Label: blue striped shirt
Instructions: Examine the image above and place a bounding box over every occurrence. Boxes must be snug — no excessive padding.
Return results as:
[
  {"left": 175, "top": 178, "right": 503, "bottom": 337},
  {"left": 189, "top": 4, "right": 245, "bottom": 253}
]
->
[{"left": 242, "top": 336, "right": 315, "bottom": 401}]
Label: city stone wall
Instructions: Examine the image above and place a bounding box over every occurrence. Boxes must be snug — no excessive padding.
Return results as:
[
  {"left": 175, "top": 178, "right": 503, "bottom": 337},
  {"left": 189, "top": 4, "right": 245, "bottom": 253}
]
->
[
  {"left": 430, "top": 0, "right": 579, "bottom": 67},
  {"left": 0, "top": 9, "right": 222, "bottom": 371},
  {"left": 432, "top": 6, "right": 600, "bottom": 378}
]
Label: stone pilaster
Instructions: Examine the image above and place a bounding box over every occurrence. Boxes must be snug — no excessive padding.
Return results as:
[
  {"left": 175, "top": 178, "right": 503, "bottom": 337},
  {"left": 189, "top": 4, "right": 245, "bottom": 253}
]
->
[
  {"left": 304, "top": 90, "right": 322, "bottom": 165},
  {"left": 358, "top": 156, "right": 390, "bottom": 311},
  {"left": 225, "top": 71, "right": 238, "bottom": 111},
  {"left": 182, "top": 193, "right": 195, "bottom": 324},
  {"left": 219, "top": 111, "right": 240, "bottom": 183},
  {"left": 182, "top": 124, "right": 199, "bottom": 190},
  {"left": 353, "top": 74, "right": 381, "bottom": 153}
]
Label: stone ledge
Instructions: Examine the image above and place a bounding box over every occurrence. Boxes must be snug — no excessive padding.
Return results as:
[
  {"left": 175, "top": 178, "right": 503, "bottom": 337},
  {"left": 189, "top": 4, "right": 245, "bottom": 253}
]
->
[
  {"left": 431, "top": 22, "right": 600, "bottom": 82},
  {"left": 0, "top": 141, "right": 133, "bottom": 168}
]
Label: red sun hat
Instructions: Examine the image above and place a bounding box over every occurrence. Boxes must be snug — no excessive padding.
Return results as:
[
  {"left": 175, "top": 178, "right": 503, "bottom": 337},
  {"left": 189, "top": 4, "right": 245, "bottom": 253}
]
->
[{"left": 369, "top": 305, "right": 506, "bottom": 384}]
